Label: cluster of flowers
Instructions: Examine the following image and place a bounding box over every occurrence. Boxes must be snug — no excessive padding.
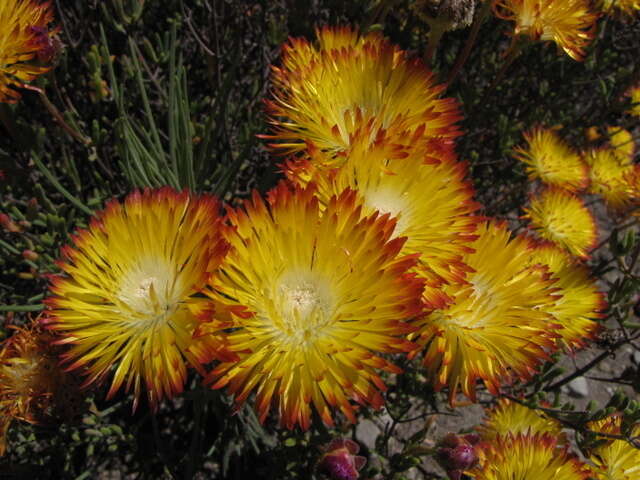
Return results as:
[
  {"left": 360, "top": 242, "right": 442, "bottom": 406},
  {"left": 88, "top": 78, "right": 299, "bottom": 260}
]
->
[
  {"left": 437, "top": 399, "right": 640, "bottom": 479},
  {"left": 317, "top": 399, "right": 640, "bottom": 479}
]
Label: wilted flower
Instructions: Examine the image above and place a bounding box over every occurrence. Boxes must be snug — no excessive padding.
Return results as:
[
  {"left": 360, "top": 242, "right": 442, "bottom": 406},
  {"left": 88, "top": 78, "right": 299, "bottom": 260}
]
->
[
  {"left": 524, "top": 188, "right": 597, "bottom": 259},
  {"left": 0, "top": 0, "right": 58, "bottom": 103},
  {"left": 44, "top": 188, "right": 234, "bottom": 410},
  {"left": 0, "top": 323, "right": 80, "bottom": 455},
  {"left": 492, "top": 0, "right": 598, "bottom": 61},
  {"left": 204, "top": 183, "right": 424, "bottom": 429},
  {"left": 412, "top": 0, "right": 477, "bottom": 31},
  {"left": 317, "top": 438, "right": 366, "bottom": 480}
]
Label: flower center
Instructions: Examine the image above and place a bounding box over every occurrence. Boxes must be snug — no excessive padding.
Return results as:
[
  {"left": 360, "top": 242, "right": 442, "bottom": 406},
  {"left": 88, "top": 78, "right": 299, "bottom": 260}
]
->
[
  {"left": 363, "top": 186, "right": 409, "bottom": 234},
  {"left": 117, "top": 257, "right": 179, "bottom": 319},
  {"left": 273, "top": 269, "right": 335, "bottom": 345}
]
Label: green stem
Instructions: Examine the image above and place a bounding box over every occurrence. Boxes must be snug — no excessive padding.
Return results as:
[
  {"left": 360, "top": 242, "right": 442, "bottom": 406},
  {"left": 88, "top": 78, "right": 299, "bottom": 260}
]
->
[
  {"left": 424, "top": 23, "right": 446, "bottom": 66},
  {"left": 0, "top": 238, "right": 38, "bottom": 269},
  {"left": 0, "top": 304, "right": 44, "bottom": 312},
  {"left": 32, "top": 153, "right": 93, "bottom": 216},
  {"left": 22, "top": 84, "right": 91, "bottom": 145}
]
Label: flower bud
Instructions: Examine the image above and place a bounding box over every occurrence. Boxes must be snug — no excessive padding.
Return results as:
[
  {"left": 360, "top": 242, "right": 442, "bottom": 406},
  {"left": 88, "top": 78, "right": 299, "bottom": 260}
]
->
[
  {"left": 437, "top": 433, "right": 481, "bottom": 480},
  {"left": 22, "top": 250, "right": 39, "bottom": 261},
  {"left": 0, "top": 214, "right": 21, "bottom": 233},
  {"left": 317, "top": 438, "right": 366, "bottom": 480}
]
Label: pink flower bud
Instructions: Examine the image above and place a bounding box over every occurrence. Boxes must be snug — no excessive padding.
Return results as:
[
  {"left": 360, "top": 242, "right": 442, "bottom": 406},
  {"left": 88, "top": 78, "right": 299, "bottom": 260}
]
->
[
  {"left": 0, "top": 213, "right": 21, "bottom": 232},
  {"left": 317, "top": 438, "right": 366, "bottom": 480},
  {"left": 437, "top": 433, "right": 480, "bottom": 480},
  {"left": 22, "top": 250, "right": 39, "bottom": 261}
]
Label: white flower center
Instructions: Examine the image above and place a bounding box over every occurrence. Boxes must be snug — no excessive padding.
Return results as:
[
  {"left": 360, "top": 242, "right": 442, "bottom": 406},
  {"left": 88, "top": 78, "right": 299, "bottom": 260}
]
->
[
  {"left": 274, "top": 269, "right": 335, "bottom": 345},
  {"left": 364, "top": 186, "right": 409, "bottom": 234},
  {"left": 117, "top": 257, "right": 180, "bottom": 319}
]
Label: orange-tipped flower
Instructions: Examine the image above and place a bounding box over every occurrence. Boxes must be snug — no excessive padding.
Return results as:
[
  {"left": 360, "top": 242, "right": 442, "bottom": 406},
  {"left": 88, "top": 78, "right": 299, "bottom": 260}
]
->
[
  {"left": 0, "top": 323, "right": 70, "bottom": 455},
  {"left": 606, "top": 127, "right": 635, "bottom": 164},
  {"left": 471, "top": 433, "right": 591, "bottom": 480},
  {"left": 412, "top": 221, "right": 561, "bottom": 403},
  {"left": 44, "top": 188, "right": 233, "bottom": 410},
  {"left": 264, "top": 26, "right": 462, "bottom": 157},
  {"left": 585, "top": 148, "right": 640, "bottom": 210},
  {"left": 478, "top": 398, "right": 564, "bottom": 441},
  {"left": 513, "top": 127, "right": 588, "bottom": 192},
  {"left": 524, "top": 188, "right": 597, "bottom": 259},
  {"left": 204, "top": 182, "right": 424, "bottom": 429},
  {"left": 0, "top": 0, "right": 58, "bottom": 103},
  {"left": 284, "top": 122, "right": 479, "bottom": 310},
  {"left": 587, "top": 415, "right": 640, "bottom": 480},
  {"left": 598, "top": 0, "right": 640, "bottom": 17},
  {"left": 627, "top": 85, "right": 640, "bottom": 117},
  {"left": 492, "top": 0, "right": 598, "bottom": 61},
  {"left": 528, "top": 242, "right": 603, "bottom": 350}
]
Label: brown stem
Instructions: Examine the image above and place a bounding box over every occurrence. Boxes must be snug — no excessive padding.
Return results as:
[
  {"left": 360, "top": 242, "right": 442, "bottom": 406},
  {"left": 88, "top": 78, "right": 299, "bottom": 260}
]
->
[
  {"left": 445, "top": 0, "right": 492, "bottom": 88},
  {"left": 22, "top": 84, "right": 91, "bottom": 145}
]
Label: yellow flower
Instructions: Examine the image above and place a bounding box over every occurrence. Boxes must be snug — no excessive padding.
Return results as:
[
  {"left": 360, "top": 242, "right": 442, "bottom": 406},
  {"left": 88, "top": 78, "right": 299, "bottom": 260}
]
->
[
  {"left": 204, "top": 183, "right": 424, "bottom": 429},
  {"left": 599, "top": 0, "right": 640, "bottom": 17},
  {"left": 587, "top": 415, "right": 640, "bottom": 480},
  {"left": 478, "top": 398, "right": 564, "bottom": 441},
  {"left": 284, "top": 122, "right": 479, "bottom": 310},
  {"left": 606, "top": 127, "right": 635, "bottom": 165},
  {"left": 524, "top": 188, "right": 597, "bottom": 259},
  {"left": 0, "top": 323, "right": 67, "bottom": 455},
  {"left": 585, "top": 148, "right": 640, "bottom": 210},
  {"left": 492, "top": 0, "right": 598, "bottom": 61},
  {"left": 513, "top": 127, "right": 588, "bottom": 191},
  {"left": 263, "top": 26, "right": 462, "bottom": 157},
  {"left": 0, "top": 0, "right": 57, "bottom": 103},
  {"left": 45, "top": 188, "right": 234, "bottom": 410},
  {"left": 469, "top": 433, "right": 591, "bottom": 480},
  {"left": 411, "top": 221, "right": 560, "bottom": 403},
  {"left": 528, "top": 242, "right": 603, "bottom": 350},
  {"left": 628, "top": 85, "right": 640, "bottom": 117}
]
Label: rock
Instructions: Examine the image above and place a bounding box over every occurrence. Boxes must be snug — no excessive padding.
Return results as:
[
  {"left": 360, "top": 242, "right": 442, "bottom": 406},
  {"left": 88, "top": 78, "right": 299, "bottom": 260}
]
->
[{"left": 566, "top": 377, "right": 589, "bottom": 398}]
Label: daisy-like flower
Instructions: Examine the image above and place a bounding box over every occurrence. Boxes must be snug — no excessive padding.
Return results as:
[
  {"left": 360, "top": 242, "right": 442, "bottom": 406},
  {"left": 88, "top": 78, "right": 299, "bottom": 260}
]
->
[
  {"left": 599, "top": 0, "right": 640, "bottom": 17},
  {"left": 469, "top": 433, "right": 591, "bottom": 480},
  {"left": 492, "top": 0, "right": 598, "bottom": 61},
  {"left": 477, "top": 398, "right": 564, "bottom": 441},
  {"left": 524, "top": 188, "right": 597, "bottom": 259},
  {"left": 528, "top": 242, "right": 603, "bottom": 350},
  {"left": 585, "top": 148, "right": 640, "bottom": 210},
  {"left": 204, "top": 182, "right": 424, "bottom": 429},
  {"left": 0, "top": 0, "right": 58, "bottom": 103},
  {"left": 587, "top": 415, "right": 640, "bottom": 480},
  {"left": 627, "top": 85, "right": 640, "bottom": 117},
  {"left": 0, "top": 323, "right": 69, "bottom": 455},
  {"left": 263, "top": 26, "right": 462, "bottom": 158},
  {"left": 284, "top": 122, "right": 479, "bottom": 310},
  {"left": 606, "top": 127, "right": 635, "bottom": 164},
  {"left": 411, "top": 221, "right": 561, "bottom": 403},
  {"left": 513, "top": 127, "right": 588, "bottom": 192},
  {"left": 44, "top": 188, "right": 234, "bottom": 410}
]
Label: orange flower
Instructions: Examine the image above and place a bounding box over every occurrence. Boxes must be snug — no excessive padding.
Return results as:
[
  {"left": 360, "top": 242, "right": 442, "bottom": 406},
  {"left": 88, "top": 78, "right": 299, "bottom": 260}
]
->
[
  {"left": 263, "top": 26, "right": 462, "bottom": 157},
  {"left": 204, "top": 183, "right": 424, "bottom": 429},
  {"left": 0, "top": 0, "right": 58, "bottom": 103},
  {"left": 492, "top": 0, "right": 598, "bottom": 61}
]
